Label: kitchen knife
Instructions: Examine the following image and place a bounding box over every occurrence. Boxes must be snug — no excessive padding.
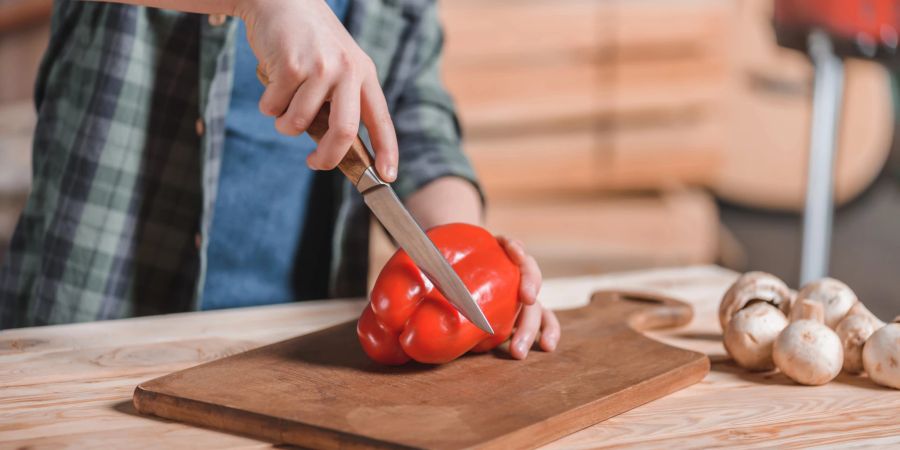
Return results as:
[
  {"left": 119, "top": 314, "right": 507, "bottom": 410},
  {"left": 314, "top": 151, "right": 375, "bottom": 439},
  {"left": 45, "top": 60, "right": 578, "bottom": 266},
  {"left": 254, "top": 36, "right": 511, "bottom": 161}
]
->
[{"left": 256, "top": 68, "right": 494, "bottom": 335}]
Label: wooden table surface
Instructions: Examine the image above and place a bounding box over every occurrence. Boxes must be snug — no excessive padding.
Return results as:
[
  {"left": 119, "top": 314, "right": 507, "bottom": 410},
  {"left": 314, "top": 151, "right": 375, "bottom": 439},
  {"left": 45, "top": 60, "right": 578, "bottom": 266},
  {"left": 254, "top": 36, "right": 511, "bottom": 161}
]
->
[{"left": 2, "top": 265, "right": 899, "bottom": 449}]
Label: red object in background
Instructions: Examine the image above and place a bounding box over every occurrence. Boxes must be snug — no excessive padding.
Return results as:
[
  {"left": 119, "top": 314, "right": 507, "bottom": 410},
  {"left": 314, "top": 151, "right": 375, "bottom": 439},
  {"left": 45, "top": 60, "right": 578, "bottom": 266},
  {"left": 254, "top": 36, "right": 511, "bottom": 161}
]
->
[
  {"left": 774, "top": 0, "right": 900, "bottom": 45},
  {"left": 357, "top": 223, "right": 521, "bottom": 365}
]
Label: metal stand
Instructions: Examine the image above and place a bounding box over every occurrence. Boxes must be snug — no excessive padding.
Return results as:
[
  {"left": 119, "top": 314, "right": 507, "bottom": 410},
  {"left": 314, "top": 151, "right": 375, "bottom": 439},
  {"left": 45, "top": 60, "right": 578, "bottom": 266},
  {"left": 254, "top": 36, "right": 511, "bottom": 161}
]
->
[{"left": 800, "top": 30, "right": 845, "bottom": 285}]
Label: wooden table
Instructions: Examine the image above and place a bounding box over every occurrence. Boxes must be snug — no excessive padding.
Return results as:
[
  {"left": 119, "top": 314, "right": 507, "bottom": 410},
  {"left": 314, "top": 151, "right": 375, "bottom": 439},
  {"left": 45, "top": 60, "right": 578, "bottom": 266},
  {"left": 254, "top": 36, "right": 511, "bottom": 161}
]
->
[{"left": 2, "top": 266, "right": 898, "bottom": 448}]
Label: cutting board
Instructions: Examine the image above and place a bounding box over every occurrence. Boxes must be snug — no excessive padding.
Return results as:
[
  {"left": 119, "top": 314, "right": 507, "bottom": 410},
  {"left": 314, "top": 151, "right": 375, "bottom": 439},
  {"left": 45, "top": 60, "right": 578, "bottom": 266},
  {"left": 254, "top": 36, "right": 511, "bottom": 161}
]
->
[{"left": 133, "top": 290, "right": 710, "bottom": 449}]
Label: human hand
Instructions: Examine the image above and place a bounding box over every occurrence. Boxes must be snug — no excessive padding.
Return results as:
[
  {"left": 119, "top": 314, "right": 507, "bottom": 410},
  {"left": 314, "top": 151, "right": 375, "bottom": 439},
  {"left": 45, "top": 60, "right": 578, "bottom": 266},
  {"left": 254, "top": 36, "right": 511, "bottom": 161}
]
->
[
  {"left": 236, "top": 0, "right": 398, "bottom": 181},
  {"left": 496, "top": 236, "right": 560, "bottom": 359}
]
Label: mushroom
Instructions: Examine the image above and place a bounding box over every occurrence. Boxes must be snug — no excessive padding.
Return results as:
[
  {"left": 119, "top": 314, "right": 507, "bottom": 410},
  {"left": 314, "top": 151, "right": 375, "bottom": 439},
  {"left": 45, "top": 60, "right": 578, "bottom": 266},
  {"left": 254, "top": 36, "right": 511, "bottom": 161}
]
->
[
  {"left": 862, "top": 319, "right": 900, "bottom": 390},
  {"left": 723, "top": 302, "right": 789, "bottom": 370},
  {"left": 845, "top": 301, "right": 883, "bottom": 325},
  {"left": 773, "top": 300, "right": 843, "bottom": 385},
  {"left": 793, "top": 278, "right": 858, "bottom": 329},
  {"left": 719, "top": 272, "right": 793, "bottom": 332},
  {"left": 835, "top": 312, "right": 884, "bottom": 374},
  {"left": 834, "top": 303, "right": 886, "bottom": 374}
]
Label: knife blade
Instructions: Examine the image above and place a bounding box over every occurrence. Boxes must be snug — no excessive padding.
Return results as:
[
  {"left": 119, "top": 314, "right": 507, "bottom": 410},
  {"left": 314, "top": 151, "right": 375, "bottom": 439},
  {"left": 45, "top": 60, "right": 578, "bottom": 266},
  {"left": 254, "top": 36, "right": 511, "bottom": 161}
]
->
[
  {"left": 254, "top": 68, "right": 493, "bottom": 335},
  {"left": 310, "top": 108, "right": 494, "bottom": 335},
  {"left": 360, "top": 180, "right": 495, "bottom": 335}
]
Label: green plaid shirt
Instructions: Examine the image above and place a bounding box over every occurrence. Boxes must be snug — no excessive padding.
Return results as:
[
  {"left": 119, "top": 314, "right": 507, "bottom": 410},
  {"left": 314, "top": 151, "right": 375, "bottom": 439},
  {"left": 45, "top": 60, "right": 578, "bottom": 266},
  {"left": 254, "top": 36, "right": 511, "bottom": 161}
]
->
[{"left": 0, "top": 0, "right": 478, "bottom": 328}]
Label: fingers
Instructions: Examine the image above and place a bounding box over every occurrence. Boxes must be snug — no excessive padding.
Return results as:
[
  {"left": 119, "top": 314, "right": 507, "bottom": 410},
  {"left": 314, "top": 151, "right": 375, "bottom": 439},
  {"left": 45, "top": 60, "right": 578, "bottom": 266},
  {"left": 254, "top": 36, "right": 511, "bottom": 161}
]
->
[
  {"left": 510, "top": 303, "right": 542, "bottom": 360},
  {"left": 510, "top": 304, "right": 561, "bottom": 360},
  {"left": 498, "top": 236, "right": 542, "bottom": 305},
  {"left": 539, "top": 307, "right": 561, "bottom": 352},
  {"left": 258, "top": 48, "right": 397, "bottom": 178},
  {"left": 259, "top": 63, "right": 304, "bottom": 118},
  {"left": 274, "top": 77, "right": 330, "bottom": 136},
  {"left": 308, "top": 77, "right": 360, "bottom": 170},
  {"left": 361, "top": 72, "right": 398, "bottom": 182}
]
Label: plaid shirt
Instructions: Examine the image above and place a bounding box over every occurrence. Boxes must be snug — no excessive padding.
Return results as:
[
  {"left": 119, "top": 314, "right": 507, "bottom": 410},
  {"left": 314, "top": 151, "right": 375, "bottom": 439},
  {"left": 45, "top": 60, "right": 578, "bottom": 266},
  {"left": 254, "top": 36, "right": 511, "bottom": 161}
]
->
[{"left": 0, "top": 0, "right": 478, "bottom": 328}]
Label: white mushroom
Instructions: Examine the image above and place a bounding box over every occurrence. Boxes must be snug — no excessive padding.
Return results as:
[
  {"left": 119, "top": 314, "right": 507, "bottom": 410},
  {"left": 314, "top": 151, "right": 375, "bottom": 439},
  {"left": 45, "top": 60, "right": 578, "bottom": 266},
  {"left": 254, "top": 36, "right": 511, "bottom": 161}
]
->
[
  {"left": 773, "top": 300, "right": 843, "bottom": 385},
  {"left": 846, "top": 301, "right": 883, "bottom": 325},
  {"left": 835, "top": 312, "right": 884, "bottom": 374},
  {"left": 793, "top": 278, "right": 858, "bottom": 329},
  {"left": 720, "top": 272, "right": 793, "bottom": 331},
  {"left": 723, "top": 302, "right": 789, "bottom": 371},
  {"left": 862, "top": 319, "right": 900, "bottom": 390}
]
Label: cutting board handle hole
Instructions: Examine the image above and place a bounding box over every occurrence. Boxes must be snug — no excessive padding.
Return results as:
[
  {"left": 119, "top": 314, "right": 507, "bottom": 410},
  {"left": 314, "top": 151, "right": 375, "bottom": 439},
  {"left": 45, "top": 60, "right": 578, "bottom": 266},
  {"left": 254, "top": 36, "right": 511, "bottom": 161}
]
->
[{"left": 619, "top": 293, "right": 664, "bottom": 304}]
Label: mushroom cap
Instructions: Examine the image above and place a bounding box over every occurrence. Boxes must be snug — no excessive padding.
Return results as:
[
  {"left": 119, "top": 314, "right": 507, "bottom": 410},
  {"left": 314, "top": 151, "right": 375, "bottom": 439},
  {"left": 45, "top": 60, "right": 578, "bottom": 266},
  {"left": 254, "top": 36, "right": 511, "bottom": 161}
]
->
[
  {"left": 719, "top": 272, "right": 793, "bottom": 331},
  {"left": 862, "top": 323, "right": 900, "bottom": 389},
  {"left": 724, "top": 302, "right": 789, "bottom": 371},
  {"left": 846, "top": 302, "right": 885, "bottom": 328},
  {"left": 795, "top": 278, "right": 858, "bottom": 329},
  {"left": 836, "top": 314, "right": 883, "bottom": 374},
  {"left": 773, "top": 320, "right": 843, "bottom": 385}
]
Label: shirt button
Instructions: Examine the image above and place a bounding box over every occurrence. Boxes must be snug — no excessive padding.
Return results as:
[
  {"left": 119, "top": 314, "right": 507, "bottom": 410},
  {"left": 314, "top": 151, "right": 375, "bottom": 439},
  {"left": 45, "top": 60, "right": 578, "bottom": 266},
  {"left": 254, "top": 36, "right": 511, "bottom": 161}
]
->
[
  {"left": 195, "top": 117, "right": 204, "bottom": 136},
  {"left": 208, "top": 14, "right": 226, "bottom": 27}
]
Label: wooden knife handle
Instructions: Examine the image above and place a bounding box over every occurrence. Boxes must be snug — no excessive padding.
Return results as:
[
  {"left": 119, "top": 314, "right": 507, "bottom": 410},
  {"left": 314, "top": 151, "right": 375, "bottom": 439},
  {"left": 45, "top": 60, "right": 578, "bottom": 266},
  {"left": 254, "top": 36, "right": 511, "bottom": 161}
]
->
[{"left": 255, "top": 66, "right": 374, "bottom": 185}]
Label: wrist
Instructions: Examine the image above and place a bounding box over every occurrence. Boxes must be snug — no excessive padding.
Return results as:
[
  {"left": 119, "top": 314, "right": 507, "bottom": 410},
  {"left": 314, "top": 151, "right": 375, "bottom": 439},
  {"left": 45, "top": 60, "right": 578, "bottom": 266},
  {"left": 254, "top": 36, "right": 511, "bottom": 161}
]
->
[
  {"left": 405, "top": 177, "right": 483, "bottom": 229},
  {"left": 230, "top": 0, "right": 258, "bottom": 20}
]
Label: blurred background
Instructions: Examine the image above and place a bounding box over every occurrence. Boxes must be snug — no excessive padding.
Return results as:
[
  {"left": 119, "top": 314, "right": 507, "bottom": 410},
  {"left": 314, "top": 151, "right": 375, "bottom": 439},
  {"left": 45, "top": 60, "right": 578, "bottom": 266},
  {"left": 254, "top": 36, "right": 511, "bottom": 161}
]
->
[{"left": 1, "top": 0, "right": 899, "bottom": 318}]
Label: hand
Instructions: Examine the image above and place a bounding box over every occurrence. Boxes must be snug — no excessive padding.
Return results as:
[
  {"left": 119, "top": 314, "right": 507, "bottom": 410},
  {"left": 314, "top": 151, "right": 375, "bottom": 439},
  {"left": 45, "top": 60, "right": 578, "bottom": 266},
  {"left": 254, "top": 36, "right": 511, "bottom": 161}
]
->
[
  {"left": 497, "top": 236, "right": 560, "bottom": 359},
  {"left": 235, "top": 0, "right": 399, "bottom": 181}
]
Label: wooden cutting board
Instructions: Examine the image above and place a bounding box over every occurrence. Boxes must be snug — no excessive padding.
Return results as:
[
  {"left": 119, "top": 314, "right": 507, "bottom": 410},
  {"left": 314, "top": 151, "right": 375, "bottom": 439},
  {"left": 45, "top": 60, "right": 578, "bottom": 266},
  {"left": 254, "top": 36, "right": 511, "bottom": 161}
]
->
[{"left": 133, "top": 291, "right": 710, "bottom": 449}]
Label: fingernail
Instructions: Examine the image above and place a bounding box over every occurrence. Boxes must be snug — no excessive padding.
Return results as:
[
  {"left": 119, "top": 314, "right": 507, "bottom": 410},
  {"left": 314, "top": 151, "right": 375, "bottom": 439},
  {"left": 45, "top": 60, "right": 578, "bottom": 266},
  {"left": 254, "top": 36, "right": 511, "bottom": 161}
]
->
[
  {"left": 385, "top": 165, "right": 397, "bottom": 181},
  {"left": 545, "top": 332, "right": 559, "bottom": 351},
  {"left": 515, "top": 340, "right": 529, "bottom": 358}
]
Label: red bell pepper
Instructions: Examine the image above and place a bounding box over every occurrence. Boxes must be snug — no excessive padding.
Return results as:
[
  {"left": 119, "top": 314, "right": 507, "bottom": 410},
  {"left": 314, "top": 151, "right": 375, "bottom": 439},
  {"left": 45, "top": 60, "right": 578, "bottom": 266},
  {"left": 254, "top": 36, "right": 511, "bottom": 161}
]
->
[{"left": 357, "top": 223, "right": 521, "bottom": 365}]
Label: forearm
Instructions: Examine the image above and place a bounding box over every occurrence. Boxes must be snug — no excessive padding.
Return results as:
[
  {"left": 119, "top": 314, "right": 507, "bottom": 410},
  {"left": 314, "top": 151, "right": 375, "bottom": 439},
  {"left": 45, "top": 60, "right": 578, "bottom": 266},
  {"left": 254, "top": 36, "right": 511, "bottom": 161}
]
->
[
  {"left": 405, "top": 177, "right": 483, "bottom": 230},
  {"left": 88, "top": 0, "right": 243, "bottom": 16}
]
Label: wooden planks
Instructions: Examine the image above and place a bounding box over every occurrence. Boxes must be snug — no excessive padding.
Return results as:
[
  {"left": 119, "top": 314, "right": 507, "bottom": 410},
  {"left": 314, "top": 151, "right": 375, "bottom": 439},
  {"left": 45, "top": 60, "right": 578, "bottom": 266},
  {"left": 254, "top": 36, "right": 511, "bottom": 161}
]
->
[
  {"left": 485, "top": 189, "right": 720, "bottom": 278},
  {"left": 3, "top": 266, "right": 900, "bottom": 448},
  {"left": 133, "top": 291, "right": 709, "bottom": 449},
  {"left": 441, "top": 0, "right": 731, "bottom": 198},
  {"left": 442, "top": 0, "right": 893, "bottom": 212},
  {"left": 438, "top": 0, "right": 728, "bottom": 274},
  {"left": 467, "top": 122, "right": 722, "bottom": 198}
]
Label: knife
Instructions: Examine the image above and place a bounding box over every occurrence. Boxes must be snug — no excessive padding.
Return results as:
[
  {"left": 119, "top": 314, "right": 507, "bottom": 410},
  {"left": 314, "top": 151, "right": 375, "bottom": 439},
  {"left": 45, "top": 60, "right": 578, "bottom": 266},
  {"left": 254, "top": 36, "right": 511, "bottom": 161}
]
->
[{"left": 256, "top": 68, "right": 494, "bottom": 335}]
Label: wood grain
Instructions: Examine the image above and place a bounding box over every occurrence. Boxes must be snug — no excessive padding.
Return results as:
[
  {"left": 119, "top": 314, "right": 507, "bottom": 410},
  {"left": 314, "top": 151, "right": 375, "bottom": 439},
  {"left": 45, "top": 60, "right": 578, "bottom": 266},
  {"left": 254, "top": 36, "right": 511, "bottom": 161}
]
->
[
  {"left": 467, "top": 122, "right": 721, "bottom": 199},
  {"left": 441, "top": 0, "right": 729, "bottom": 200},
  {"left": 133, "top": 291, "right": 709, "bottom": 450},
  {"left": 3, "top": 266, "right": 900, "bottom": 449},
  {"left": 485, "top": 190, "right": 720, "bottom": 278}
]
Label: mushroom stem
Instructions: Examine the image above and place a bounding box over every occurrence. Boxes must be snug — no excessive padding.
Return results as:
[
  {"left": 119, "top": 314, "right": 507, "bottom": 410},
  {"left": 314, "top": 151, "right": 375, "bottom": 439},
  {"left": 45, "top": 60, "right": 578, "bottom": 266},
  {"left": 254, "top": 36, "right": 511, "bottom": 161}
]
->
[
  {"left": 793, "top": 300, "right": 825, "bottom": 323},
  {"left": 795, "top": 278, "right": 858, "bottom": 329}
]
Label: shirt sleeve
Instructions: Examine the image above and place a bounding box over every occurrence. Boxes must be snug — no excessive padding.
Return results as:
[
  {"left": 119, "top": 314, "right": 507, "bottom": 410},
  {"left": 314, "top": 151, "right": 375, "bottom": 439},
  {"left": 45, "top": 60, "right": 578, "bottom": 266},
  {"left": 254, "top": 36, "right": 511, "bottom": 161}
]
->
[{"left": 385, "top": 2, "right": 484, "bottom": 204}]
